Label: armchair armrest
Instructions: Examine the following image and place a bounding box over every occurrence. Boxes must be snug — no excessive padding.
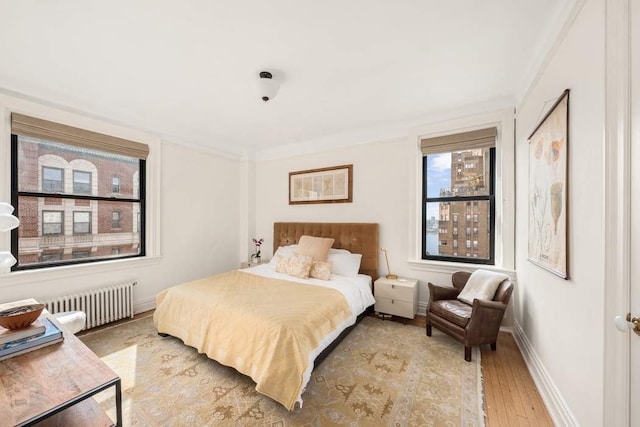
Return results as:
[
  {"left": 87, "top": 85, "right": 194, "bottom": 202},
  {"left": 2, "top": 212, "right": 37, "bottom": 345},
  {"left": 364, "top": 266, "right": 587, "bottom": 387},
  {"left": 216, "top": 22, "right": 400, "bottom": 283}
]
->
[
  {"left": 465, "top": 299, "right": 508, "bottom": 345},
  {"left": 427, "top": 282, "right": 461, "bottom": 303}
]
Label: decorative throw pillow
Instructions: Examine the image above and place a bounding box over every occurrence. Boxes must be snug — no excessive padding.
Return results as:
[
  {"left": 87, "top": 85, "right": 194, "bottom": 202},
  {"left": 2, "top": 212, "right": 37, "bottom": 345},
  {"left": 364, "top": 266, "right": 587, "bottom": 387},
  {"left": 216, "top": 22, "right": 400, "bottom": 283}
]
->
[
  {"left": 328, "top": 252, "right": 362, "bottom": 277},
  {"left": 274, "top": 255, "right": 289, "bottom": 274},
  {"left": 286, "top": 253, "right": 314, "bottom": 279},
  {"left": 296, "top": 235, "right": 335, "bottom": 262},
  {"left": 269, "top": 245, "right": 299, "bottom": 268},
  {"left": 310, "top": 261, "right": 332, "bottom": 280},
  {"left": 457, "top": 269, "right": 509, "bottom": 305}
]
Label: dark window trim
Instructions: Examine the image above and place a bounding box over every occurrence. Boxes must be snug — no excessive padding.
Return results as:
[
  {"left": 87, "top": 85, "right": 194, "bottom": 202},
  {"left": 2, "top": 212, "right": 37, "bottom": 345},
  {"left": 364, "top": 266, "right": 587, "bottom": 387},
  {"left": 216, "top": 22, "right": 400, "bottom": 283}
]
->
[
  {"left": 42, "top": 210, "right": 64, "bottom": 236},
  {"left": 112, "top": 210, "right": 121, "bottom": 229},
  {"left": 421, "top": 147, "right": 495, "bottom": 265},
  {"left": 72, "top": 169, "right": 92, "bottom": 194},
  {"left": 10, "top": 134, "right": 146, "bottom": 271},
  {"left": 72, "top": 210, "right": 92, "bottom": 235},
  {"left": 42, "top": 165, "right": 64, "bottom": 192}
]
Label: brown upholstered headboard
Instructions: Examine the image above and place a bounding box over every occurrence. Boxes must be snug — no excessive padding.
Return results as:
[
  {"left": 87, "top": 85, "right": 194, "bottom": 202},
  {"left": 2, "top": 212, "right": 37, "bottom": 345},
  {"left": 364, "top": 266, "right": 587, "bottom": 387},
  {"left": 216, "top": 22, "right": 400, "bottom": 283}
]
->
[{"left": 273, "top": 222, "right": 379, "bottom": 281}]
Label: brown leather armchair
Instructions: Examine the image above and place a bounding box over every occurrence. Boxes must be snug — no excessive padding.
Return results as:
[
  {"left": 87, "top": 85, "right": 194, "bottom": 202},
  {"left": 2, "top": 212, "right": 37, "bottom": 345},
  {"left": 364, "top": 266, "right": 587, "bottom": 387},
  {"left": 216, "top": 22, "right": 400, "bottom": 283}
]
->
[{"left": 426, "top": 271, "right": 514, "bottom": 362}]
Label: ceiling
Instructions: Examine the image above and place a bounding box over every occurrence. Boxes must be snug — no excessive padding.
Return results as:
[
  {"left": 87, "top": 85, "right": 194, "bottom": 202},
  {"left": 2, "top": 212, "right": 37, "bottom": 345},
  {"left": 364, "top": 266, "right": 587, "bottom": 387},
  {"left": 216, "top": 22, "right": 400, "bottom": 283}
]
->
[{"left": 0, "top": 0, "right": 571, "bottom": 157}]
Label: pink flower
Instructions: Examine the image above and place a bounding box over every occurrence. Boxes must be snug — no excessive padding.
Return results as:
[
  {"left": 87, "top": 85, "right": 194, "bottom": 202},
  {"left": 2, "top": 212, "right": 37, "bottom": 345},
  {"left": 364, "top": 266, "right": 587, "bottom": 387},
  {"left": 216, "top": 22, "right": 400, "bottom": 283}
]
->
[{"left": 251, "top": 238, "right": 264, "bottom": 259}]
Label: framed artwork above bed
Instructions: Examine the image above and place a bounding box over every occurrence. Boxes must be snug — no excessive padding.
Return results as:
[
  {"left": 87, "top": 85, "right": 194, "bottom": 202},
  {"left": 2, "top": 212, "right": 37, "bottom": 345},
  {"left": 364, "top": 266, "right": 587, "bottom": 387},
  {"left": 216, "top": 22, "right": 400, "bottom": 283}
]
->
[{"left": 289, "top": 164, "right": 353, "bottom": 205}]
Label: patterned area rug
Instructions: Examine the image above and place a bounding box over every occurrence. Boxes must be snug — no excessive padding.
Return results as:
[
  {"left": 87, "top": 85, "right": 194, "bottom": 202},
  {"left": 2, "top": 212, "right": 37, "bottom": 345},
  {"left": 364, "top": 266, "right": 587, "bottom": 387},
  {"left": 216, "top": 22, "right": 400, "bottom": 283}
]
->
[{"left": 81, "top": 315, "right": 484, "bottom": 426}]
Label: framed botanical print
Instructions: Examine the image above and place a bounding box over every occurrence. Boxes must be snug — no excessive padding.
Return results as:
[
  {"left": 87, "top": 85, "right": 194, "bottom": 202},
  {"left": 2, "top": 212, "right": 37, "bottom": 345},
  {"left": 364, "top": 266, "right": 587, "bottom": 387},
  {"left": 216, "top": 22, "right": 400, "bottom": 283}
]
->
[{"left": 528, "top": 89, "right": 569, "bottom": 279}]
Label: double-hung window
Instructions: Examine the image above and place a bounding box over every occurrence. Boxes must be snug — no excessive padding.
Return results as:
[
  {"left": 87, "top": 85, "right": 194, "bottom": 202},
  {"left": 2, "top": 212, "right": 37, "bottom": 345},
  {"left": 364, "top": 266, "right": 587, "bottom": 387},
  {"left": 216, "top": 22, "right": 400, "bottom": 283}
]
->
[
  {"left": 42, "top": 167, "right": 63, "bottom": 192},
  {"left": 73, "top": 170, "right": 92, "bottom": 194},
  {"left": 10, "top": 113, "right": 149, "bottom": 270},
  {"left": 421, "top": 127, "right": 496, "bottom": 264}
]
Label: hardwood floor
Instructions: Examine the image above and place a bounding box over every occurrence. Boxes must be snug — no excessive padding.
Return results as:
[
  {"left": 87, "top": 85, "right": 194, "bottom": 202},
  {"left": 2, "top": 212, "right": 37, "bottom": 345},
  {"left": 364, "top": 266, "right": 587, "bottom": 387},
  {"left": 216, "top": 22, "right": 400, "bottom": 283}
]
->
[{"left": 82, "top": 311, "right": 553, "bottom": 426}]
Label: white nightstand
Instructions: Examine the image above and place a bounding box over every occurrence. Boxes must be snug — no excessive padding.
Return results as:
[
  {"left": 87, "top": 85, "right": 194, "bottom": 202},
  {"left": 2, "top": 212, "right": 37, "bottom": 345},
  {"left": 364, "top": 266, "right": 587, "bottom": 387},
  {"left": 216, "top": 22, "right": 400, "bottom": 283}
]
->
[
  {"left": 240, "top": 259, "right": 269, "bottom": 269},
  {"left": 374, "top": 277, "right": 418, "bottom": 320}
]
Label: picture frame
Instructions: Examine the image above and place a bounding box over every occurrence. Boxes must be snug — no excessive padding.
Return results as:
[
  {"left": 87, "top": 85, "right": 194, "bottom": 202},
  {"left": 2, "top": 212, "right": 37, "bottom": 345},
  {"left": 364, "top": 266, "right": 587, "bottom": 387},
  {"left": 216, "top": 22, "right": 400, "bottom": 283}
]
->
[
  {"left": 527, "top": 89, "right": 569, "bottom": 279},
  {"left": 289, "top": 164, "right": 353, "bottom": 205}
]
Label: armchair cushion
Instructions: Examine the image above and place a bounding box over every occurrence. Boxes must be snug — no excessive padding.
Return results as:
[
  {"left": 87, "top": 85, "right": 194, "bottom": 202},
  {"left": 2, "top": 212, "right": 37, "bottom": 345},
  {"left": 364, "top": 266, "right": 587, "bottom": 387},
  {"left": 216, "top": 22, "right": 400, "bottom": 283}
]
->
[
  {"left": 430, "top": 300, "right": 472, "bottom": 328},
  {"left": 457, "top": 269, "right": 508, "bottom": 305}
]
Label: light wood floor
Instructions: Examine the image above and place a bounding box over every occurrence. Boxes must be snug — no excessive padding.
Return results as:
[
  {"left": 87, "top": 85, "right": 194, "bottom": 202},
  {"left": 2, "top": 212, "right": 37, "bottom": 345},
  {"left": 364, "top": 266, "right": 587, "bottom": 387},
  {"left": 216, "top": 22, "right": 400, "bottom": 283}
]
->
[
  {"left": 83, "top": 312, "right": 553, "bottom": 426},
  {"left": 404, "top": 315, "right": 554, "bottom": 426}
]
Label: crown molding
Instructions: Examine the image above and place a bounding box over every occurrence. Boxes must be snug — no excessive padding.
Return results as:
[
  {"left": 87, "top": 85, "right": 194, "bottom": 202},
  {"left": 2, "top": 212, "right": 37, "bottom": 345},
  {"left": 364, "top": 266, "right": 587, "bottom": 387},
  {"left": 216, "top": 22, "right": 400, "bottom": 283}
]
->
[{"left": 515, "top": 0, "right": 586, "bottom": 111}]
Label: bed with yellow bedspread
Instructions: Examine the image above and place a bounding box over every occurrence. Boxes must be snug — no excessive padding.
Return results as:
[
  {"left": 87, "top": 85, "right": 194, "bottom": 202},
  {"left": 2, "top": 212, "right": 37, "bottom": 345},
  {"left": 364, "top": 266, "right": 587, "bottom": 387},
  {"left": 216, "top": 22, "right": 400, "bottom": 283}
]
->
[{"left": 153, "top": 269, "right": 353, "bottom": 410}]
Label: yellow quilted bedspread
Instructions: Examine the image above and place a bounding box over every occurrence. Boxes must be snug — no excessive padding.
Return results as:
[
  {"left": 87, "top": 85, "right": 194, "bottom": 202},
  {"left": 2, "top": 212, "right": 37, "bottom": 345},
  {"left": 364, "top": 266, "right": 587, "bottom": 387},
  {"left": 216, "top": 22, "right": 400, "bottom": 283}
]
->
[{"left": 153, "top": 270, "right": 352, "bottom": 410}]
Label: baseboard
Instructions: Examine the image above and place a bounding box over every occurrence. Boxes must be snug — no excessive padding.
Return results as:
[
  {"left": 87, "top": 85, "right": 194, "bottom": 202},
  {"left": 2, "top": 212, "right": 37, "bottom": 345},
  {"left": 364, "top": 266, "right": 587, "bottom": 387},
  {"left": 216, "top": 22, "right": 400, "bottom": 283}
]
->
[
  {"left": 134, "top": 297, "right": 156, "bottom": 315},
  {"left": 417, "top": 302, "right": 427, "bottom": 316},
  {"left": 512, "top": 321, "right": 579, "bottom": 426}
]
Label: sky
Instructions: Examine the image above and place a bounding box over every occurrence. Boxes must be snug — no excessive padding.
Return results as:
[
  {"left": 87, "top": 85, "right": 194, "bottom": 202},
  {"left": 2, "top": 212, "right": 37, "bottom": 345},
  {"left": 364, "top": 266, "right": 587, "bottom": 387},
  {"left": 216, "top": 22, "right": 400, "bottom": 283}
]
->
[{"left": 426, "top": 152, "right": 451, "bottom": 220}]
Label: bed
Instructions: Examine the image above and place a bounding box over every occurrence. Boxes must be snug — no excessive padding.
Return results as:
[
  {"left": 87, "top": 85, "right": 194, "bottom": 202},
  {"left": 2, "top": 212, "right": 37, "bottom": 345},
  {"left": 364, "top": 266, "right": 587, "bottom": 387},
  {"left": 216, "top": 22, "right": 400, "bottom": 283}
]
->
[{"left": 153, "top": 222, "right": 378, "bottom": 410}]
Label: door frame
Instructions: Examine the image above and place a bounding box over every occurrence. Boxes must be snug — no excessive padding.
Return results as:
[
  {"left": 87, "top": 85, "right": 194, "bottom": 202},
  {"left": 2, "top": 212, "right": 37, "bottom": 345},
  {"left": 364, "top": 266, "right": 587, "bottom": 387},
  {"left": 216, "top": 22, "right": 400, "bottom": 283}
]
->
[{"left": 603, "top": 0, "right": 631, "bottom": 425}]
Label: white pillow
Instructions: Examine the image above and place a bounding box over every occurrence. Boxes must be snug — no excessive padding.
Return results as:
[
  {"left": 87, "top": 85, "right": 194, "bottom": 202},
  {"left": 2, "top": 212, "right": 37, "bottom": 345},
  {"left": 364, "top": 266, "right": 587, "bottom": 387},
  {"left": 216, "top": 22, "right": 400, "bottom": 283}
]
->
[
  {"left": 268, "top": 245, "right": 299, "bottom": 268},
  {"left": 328, "top": 252, "right": 362, "bottom": 277},
  {"left": 457, "top": 269, "right": 508, "bottom": 305},
  {"left": 329, "top": 248, "right": 351, "bottom": 254}
]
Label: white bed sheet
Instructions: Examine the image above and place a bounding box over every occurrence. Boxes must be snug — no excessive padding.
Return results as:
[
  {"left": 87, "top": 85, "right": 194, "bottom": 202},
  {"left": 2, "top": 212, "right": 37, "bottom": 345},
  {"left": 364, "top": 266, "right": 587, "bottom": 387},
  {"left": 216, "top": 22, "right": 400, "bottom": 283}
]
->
[{"left": 241, "top": 263, "right": 375, "bottom": 407}]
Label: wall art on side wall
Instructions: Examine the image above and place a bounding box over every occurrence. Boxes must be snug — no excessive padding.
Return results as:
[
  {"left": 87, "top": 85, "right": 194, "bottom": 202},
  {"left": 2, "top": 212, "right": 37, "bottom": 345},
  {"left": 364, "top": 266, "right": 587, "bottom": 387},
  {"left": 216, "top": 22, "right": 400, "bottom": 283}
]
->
[
  {"left": 289, "top": 164, "right": 353, "bottom": 205},
  {"left": 528, "top": 89, "right": 569, "bottom": 279}
]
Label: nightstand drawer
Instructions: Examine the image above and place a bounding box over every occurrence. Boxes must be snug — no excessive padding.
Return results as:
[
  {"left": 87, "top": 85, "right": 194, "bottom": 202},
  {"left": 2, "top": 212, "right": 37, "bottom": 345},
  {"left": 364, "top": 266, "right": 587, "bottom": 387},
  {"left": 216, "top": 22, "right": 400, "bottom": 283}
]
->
[
  {"left": 375, "top": 281, "right": 415, "bottom": 301},
  {"left": 375, "top": 297, "right": 415, "bottom": 319}
]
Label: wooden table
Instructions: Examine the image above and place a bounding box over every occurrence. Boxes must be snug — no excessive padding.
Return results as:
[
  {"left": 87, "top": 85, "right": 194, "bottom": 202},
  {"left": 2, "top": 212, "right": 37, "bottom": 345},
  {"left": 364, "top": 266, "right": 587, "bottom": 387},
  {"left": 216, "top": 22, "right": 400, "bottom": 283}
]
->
[{"left": 0, "top": 314, "right": 122, "bottom": 427}]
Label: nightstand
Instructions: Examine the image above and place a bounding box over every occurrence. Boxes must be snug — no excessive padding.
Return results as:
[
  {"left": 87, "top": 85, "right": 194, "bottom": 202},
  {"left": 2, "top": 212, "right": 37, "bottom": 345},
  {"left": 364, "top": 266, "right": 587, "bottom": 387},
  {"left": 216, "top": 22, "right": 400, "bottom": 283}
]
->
[{"left": 374, "top": 277, "right": 418, "bottom": 320}]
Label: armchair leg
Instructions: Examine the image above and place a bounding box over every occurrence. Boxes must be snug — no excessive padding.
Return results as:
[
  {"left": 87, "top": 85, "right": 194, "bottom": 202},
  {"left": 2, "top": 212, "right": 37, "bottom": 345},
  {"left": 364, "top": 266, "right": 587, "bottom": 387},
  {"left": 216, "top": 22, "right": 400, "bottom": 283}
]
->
[
  {"left": 426, "top": 323, "right": 432, "bottom": 337},
  {"left": 464, "top": 346, "right": 472, "bottom": 362},
  {"left": 490, "top": 342, "right": 497, "bottom": 351}
]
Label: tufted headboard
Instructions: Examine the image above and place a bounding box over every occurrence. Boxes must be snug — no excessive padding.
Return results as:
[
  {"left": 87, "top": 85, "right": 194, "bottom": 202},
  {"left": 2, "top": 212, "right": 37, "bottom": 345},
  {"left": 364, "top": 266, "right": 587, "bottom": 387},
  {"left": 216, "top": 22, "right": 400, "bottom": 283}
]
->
[{"left": 273, "top": 222, "right": 379, "bottom": 281}]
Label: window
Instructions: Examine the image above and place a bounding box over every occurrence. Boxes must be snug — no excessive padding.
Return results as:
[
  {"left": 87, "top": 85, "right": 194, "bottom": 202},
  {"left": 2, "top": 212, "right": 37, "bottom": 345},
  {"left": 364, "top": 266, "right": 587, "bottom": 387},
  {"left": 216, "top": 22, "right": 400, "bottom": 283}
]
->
[
  {"left": 11, "top": 113, "right": 148, "bottom": 270},
  {"left": 73, "top": 211, "right": 91, "bottom": 234},
  {"left": 112, "top": 176, "right": 120, "bottom": 193},
  {"left": 112, "top": 211, "right": 121, "bottom": 229},
  {"left": 42, "top": 211, "right": 63, "bottom": 235},
  {"left": 42, "top": 167, "right": 63, "bottom": 192},
  {"left": 40, "top": 252, "right": 62, "bottom": 262},
  {"left": 421, "top": 127, "right": 495, "bottom": 264},
  {"left": 72, "top": 250, "right": 90, "bottom": 259},
  {"left": 73, "top": 170, "right": 92, "bottom": 194}
]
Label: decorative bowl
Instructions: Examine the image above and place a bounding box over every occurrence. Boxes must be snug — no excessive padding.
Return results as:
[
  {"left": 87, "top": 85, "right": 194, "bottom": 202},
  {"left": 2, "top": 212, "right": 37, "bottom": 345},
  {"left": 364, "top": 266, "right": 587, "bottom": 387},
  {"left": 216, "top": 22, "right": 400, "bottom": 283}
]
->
[{"left": 0, "top": 303, "right": 45, "bottom": 330}]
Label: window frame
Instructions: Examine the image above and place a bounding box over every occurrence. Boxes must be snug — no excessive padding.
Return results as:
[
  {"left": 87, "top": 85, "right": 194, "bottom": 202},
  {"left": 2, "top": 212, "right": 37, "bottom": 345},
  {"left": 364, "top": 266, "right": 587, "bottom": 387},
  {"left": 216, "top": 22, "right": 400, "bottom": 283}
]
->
[
  {"left": 111, "top": 210, "right": 121, "bottom": 229},
  {"left": 72, "top": 211, "right": 92, "bottom": 235},
  {"left": 42, "top": 166, "right": 64, "bottom": 192},
  {"left": 72, "top": 170, "right": 92, "bottom": 194},
  {"left": 112, "top": 176, "right": 120, "bottom": 193},
  {"left": 42, "top": 210, "right": 64, "bottom": 236},
  {"left": 421, "top": 147, "right": 496, "bottom": 265},
  {"left": 10, "top": 134, "right": 147, "bottom": 271}
]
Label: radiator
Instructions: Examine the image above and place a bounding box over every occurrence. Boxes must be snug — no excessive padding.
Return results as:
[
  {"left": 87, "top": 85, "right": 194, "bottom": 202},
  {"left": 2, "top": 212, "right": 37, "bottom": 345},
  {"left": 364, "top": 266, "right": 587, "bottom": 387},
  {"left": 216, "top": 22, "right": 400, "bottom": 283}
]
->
[{"left": 42, "top": 282, "right": 136, "bottom": 331}]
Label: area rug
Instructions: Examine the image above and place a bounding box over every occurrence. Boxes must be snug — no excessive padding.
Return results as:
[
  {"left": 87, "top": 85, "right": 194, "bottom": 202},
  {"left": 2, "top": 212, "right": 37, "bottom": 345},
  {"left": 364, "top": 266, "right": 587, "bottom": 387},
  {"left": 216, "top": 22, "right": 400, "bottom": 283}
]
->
[{"left": 80, "top": 315, "right": 485, "bottom": 426}]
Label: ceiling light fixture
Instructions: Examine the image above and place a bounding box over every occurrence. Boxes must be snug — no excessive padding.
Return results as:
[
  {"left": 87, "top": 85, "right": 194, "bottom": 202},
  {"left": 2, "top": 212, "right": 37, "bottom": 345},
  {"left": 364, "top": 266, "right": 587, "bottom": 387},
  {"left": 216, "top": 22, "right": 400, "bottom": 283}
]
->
[{"left": 257, "top": 71, "right": 280, "bottom": 102}]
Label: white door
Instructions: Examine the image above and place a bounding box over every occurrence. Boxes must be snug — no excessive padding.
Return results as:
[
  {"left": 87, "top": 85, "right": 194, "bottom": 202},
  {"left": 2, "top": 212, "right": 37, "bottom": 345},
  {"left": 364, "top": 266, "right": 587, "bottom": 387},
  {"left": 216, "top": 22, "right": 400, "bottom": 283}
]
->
[{"left": 631, "top": 1, "right": 640, "bottom": 424}]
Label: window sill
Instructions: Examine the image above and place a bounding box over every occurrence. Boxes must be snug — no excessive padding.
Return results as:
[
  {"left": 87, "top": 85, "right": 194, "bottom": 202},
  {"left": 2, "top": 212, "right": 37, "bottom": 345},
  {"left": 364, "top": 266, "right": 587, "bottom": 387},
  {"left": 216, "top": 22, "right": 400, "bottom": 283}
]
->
[
  {"left": 407, "top": 259, "right": 516, "bottom": 280},
  {"left": 0, "top": 255, "right": 162, "bottom": 289}
]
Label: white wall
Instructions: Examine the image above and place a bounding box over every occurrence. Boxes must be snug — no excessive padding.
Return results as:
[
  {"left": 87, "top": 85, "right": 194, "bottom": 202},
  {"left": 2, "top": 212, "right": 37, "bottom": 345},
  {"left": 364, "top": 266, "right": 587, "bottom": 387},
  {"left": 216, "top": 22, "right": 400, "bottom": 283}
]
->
[
  {"left": 0, "top": 93, "right": 242, "bottom": 311},
  {"left": 513, "top": 0, "right": 604, "bottom": 425},
  {"left": 255, "top": 107, "right": 515, "bottom": 316}
]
